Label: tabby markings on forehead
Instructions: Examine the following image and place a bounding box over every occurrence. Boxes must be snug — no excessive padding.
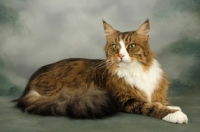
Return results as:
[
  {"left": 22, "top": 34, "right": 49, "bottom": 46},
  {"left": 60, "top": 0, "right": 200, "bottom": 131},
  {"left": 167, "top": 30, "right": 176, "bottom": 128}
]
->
[{"left": 116, "top": 32, "right": 135, "bottom": 43}]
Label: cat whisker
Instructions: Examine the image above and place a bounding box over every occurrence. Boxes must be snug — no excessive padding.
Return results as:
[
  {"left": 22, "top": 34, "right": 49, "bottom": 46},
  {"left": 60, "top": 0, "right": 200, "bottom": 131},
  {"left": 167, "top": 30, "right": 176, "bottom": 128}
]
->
[
  {"left": 101, "top": 61, "right": 113, "bottom": 80},
  {"left": 98, "top": 62, "right": 113, "bottom": 72},
  {"left": 88, "top": 60, "right": 106, "bottom": 71},
  {"left": 91, "top": 59, "right": 112, "bottom": 70},
  {"left": 88, "top": 60, "right": 110, "bottom": 76},
  {"left": 93, "top": 60, "right": 106, "bottom": 67}
]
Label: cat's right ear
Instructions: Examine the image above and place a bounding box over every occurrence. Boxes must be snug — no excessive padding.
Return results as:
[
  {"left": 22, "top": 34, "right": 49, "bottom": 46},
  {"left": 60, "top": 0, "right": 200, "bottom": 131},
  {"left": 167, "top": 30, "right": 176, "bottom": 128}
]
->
[{"left": 103, "top": 20, "right": 117, "bottom": 38}]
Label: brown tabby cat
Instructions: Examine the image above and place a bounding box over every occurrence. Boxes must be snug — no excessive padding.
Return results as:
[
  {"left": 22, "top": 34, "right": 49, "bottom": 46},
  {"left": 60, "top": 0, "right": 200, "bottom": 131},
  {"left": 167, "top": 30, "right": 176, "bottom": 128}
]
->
[{"left": 15, "top": 19, "right": 188, "bottom": 124}]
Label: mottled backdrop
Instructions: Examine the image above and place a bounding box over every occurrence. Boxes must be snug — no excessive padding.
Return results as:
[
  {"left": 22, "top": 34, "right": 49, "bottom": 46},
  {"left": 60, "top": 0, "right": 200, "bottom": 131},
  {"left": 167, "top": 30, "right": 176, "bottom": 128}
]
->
[
  {"left": 0, "top": 1, "right": 200, "bottom": 132},
  {"left": 0, "top": 0, "right": 200, "bottom": 96}
]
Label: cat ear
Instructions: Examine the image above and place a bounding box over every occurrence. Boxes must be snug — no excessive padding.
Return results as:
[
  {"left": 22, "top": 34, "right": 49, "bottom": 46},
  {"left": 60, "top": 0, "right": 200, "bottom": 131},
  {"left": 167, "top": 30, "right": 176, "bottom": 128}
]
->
[
  {"left": 102, "top": 20, "right": 117, "bottom": 38},
  {"left": 136, "top": 19, "right": 150, "bottom": 40}
]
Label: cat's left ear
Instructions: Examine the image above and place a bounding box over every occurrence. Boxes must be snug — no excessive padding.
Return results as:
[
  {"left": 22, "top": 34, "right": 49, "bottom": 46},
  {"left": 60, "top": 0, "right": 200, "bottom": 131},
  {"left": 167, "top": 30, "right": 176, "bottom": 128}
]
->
[
  {"left": 136, "top": 19, "right": 150, "bottom": 41},
  {"left": 103, "top": 20, "right": 117, "bottom": 38}
]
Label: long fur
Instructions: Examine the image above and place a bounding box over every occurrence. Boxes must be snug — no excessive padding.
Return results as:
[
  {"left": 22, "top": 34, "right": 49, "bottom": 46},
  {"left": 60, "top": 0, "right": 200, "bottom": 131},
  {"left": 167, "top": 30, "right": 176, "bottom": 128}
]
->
[
  {"left": 15, "top": 88, "right": 116, "bottom": 119},
  {"left": 14, "top": 20, "right": 188, "bottom": 123}
]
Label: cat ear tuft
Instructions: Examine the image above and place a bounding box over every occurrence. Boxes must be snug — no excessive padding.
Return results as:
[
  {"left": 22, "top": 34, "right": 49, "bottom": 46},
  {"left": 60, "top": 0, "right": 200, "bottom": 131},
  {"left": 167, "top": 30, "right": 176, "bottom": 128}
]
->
[
  {"left": 136, "top": 19, "right": 150, "bottom": 39},
  {"left": 102, "top": 20, "right": 117, "bottom": 38},
  {"left": 144, "top": 18, "right": 149, "bottom": 24}
]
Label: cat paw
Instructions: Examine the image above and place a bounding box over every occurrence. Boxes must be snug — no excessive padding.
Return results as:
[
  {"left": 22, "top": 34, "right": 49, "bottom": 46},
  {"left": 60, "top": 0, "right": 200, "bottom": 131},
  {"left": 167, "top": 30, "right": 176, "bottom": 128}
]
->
[
  {"left": 167, "top": 106, "right": 182, "bottom": 111},
  {"left": 162, "top": 111, "right": 188, "bottom": 124}
]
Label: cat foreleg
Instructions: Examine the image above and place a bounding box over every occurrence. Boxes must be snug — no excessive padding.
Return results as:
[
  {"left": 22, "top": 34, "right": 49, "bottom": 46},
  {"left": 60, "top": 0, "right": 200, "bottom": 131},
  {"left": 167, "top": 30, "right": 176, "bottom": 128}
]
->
[
  {"left": 162, "top": 111, "right": 188, "bottom": 124},
  {"left": 121, "top": 100, "right": 188, "bottom": 124},
  {"left": 166, "top": 106, "right": 182, "bottom": 111}
]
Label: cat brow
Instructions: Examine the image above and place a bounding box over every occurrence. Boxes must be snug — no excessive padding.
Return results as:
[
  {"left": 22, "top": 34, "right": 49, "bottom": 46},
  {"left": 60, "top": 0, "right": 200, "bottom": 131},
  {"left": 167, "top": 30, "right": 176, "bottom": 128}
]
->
[{"left": 115, "top": 33, "right": 132, "bottom": 44}]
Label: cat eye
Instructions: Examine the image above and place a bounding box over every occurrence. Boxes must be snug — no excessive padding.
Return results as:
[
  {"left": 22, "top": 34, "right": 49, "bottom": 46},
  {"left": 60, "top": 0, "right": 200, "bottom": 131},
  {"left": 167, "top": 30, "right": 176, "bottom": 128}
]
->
[
  {"left": 128, "top": 44, "right": 136, "bottom": 49},
  {"left": 112, "top": 44, "right": 119, "bottom": 49}
]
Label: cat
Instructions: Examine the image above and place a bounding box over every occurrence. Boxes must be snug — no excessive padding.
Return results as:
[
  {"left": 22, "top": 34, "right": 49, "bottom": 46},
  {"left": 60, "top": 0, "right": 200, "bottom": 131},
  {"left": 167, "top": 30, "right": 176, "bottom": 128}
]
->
[{"left": 15, "top": 19, "right": 188, "bottom": 124}]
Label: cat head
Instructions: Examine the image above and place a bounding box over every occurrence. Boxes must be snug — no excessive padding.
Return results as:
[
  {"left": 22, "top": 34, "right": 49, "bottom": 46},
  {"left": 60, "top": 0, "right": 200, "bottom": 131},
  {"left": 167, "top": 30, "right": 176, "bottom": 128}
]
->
[{"left": 103, "top": 19, "right": 154, "bottom": 72}]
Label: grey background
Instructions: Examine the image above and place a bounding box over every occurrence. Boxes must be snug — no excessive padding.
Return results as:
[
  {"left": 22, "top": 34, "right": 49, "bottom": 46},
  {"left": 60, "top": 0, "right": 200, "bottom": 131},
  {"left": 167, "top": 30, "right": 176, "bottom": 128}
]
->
[{"left": 0, "top": 0, "right": 200, "bottom": 132}]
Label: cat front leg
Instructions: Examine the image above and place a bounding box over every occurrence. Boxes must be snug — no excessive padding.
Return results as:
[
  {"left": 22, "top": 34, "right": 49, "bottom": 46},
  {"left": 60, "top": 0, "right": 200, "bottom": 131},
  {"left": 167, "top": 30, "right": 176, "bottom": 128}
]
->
[
  {"left": 166, "top": 106, "right": 182, "bottom": 111},
  {"left": 161, "top": 105, "right": 188, "bottom": 124},
  {"left": 159, "top": 101, "right": 182, "bottom": 111},
  {"left": 162, "top": 110, "right": 187, "bottom": 124},
  {"left": 120, "top": 99, "right": 188, "bottom": 124},
  {"left": 155, "top": 101, "right": 182, "bottom": 111}
]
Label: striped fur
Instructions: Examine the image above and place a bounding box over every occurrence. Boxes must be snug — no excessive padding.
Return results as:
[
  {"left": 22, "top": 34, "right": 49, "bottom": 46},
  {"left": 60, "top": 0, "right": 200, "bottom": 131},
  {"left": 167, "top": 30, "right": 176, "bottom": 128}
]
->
[{"left": 15, "top": 20, "right": 188, "bottom": 123}]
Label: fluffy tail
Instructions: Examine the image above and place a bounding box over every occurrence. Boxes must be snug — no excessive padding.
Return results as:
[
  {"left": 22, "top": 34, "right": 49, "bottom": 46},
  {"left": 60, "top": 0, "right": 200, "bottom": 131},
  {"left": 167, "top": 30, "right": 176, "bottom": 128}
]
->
[{"left": 14, "top": 88, "right": 116, "bottom": 119}]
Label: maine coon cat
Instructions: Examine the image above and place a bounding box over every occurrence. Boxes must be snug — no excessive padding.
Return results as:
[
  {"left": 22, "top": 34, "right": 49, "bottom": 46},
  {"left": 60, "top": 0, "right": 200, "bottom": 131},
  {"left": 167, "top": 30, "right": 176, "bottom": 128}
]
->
[{"left": 15, "top": 19, "right": 188, "bottom": 124}]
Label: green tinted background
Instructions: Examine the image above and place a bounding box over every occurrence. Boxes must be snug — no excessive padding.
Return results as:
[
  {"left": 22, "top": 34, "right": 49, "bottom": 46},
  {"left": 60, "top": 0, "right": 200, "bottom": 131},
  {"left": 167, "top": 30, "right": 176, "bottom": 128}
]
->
[{"left": 0, "top": 0, "right": 200, "bottom": 132}]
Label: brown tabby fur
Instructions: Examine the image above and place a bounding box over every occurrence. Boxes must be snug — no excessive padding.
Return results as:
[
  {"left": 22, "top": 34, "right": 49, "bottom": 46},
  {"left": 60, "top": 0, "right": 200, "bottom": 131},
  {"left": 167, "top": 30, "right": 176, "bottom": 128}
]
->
[{"left": 15, "top": 19, "right": 178, "bottom": 120}]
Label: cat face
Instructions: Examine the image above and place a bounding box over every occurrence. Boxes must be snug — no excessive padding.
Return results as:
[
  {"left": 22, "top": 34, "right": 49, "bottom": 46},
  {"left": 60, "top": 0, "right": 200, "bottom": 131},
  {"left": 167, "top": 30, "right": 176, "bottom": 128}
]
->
[{"left": 103, "top": 20, "right": 154, "bottom": 69}]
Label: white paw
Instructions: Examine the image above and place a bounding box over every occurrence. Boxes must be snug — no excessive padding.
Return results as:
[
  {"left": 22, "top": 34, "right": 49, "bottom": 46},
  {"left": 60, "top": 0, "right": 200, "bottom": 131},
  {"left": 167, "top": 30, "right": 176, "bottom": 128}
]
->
[
  {"left": 162, "top": 111, "right": 188, "bottom": 124},
  {"left": 167, "top": 106, "right": 182, "bottom": 111}
]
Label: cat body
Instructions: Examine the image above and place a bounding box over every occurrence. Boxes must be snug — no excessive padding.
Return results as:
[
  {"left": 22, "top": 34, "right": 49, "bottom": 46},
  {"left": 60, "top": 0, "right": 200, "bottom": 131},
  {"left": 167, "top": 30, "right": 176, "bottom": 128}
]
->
[{"left": 15, "top": 20, "right": 188, "bottom": 124}]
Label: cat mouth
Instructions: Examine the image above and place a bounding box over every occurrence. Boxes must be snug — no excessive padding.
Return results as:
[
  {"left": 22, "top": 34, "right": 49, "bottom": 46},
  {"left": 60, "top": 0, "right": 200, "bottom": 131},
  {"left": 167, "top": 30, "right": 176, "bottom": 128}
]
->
[
  {"left": 118, "top": 60, "right": 126, "bottom": 63},
  {"left": 117, "top": 60, "right": 131, "bottom": 65}
]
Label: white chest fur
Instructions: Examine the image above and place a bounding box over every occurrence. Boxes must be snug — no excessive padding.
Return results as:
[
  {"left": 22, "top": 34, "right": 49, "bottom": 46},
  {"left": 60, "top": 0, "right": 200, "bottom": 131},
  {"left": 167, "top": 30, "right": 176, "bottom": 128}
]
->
[{"left": 116, "top": 59, "right": 163, "bottom": 102}]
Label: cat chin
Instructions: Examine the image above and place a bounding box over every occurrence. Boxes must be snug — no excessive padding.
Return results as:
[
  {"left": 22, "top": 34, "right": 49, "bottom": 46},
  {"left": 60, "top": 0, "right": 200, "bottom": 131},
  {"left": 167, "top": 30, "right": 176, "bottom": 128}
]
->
[
  {"left": 117, "top": 61, "right": 131, "bottom": 67},
  {"left": 117, "top": 57, "right": 132, "bottom": 63}
]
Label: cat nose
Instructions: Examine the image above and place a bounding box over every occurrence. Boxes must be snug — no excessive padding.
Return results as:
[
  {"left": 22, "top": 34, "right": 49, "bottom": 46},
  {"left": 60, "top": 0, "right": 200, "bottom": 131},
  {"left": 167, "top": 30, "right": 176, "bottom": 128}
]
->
[{"left": 119, "top": 54, "right": 125, "bottom": 59}]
